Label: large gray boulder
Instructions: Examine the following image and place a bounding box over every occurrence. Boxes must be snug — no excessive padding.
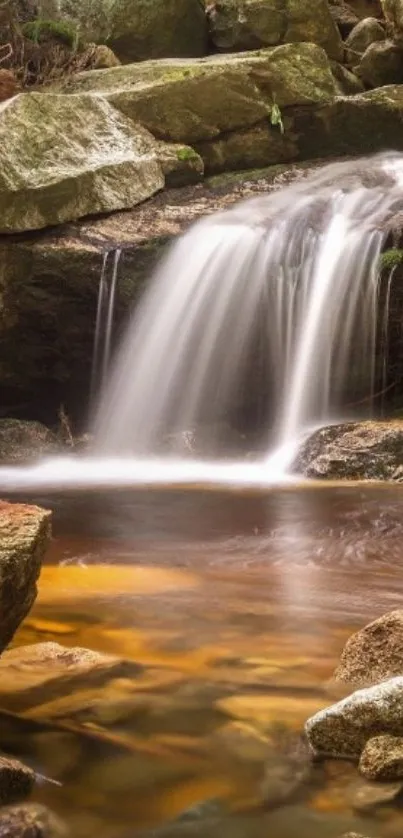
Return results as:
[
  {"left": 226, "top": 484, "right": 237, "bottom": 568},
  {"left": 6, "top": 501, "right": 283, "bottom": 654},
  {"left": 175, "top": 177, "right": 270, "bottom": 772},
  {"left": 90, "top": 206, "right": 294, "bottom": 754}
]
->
[
  {"left": 305, "top": 677, "right": 403, "bottom": 758},
  {"left": 0, "top": 501, "right": 51, "bottom": 653},
  {"left": 0, "top": 91, "right": 164, "bottom": 233},
  {"left": 207, "top": 0, "right": 343, "bottom": 60},
  {"left": 43, "top": 0, "right": 208, "bottom": 63}
]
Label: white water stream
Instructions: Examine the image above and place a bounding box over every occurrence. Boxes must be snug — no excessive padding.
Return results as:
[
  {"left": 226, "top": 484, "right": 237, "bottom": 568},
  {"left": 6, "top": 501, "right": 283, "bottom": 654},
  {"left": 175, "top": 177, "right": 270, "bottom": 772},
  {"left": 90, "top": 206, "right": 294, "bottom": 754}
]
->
[{"left": 2, "top": 152, "right": 403, "bottom": 491}]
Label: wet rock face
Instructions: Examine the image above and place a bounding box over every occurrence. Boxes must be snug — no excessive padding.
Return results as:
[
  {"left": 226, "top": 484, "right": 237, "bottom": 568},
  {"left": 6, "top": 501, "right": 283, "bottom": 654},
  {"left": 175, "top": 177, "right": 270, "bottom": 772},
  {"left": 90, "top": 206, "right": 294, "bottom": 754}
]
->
[
  {"left": 334, "top": 610, "right": 403, "bottom": 685},
  {"left": 0, "top": 501, "right": 51, "bottom": 654},
  {"left": 305, "top": 676, "right": 403, "bottom": 758},
  {"left": 294, "top": 421, "right": 403, "bottom": 480}
]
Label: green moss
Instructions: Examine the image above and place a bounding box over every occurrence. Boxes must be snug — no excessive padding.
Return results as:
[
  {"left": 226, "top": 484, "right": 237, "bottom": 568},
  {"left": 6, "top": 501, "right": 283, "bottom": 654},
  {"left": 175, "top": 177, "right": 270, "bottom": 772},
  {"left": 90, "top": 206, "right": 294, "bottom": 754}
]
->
[
  {"left": 22, "top": 19, "right": 80, "bottom": 50},
  {"left": 380, "top": 249, "right": 403, "bottom": 271},
  {"left": 176, "top": 146, "right": 199, "bottom": 162}
]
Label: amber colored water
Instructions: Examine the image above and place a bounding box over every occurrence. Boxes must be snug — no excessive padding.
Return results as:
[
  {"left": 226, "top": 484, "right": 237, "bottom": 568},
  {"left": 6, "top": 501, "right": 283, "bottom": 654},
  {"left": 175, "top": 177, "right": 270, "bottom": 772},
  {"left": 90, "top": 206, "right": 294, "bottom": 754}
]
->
[{"left": 6, "top": 484, "right": 403, "bottom": 838}]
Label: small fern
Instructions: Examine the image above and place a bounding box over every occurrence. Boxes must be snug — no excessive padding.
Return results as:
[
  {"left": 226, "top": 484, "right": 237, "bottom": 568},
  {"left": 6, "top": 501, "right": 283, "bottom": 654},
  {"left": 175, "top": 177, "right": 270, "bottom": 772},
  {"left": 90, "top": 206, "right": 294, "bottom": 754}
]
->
[{"left": 270, "top": 96, "right": 284, "bottom": 135}]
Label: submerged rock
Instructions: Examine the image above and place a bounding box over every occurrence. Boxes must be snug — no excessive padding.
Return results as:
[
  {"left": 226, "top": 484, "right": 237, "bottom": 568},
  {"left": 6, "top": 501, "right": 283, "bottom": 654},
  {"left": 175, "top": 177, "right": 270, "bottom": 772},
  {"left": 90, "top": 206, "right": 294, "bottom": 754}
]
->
[
  {"left": 0, "top": 501, "right": 51, "bottom": 654},
  {"left": 0, "top": 757, "right": 35, "bottom": 805},
  {"left": 359, "top": 734, "right": 403, "bottom": 780},
  {"left": 206, "top": 0, "right": 343, "bottom": 60},
  {"left": 349, "top": 777, "right": 403, "bottom": 811},
  {"left": 0, "top": 91, "right": 164, "bottom": 233},
  {"left": 0, "top": 419, "right": 59, "bottom": 465},
  {"left": 0, "top": 641, "right": 142, "bottom": 714},
  {"left": 305, "top": 677, "right": 403, "bottom": 758},
  {"left": 295, "top": 421, "right": 403, "bottom": 481},
  {"left": 0, "top": 803, "right": 68, "bottom": 837},
  {"left": 333, "top": 610, "right": 403, "bottom": 685}
]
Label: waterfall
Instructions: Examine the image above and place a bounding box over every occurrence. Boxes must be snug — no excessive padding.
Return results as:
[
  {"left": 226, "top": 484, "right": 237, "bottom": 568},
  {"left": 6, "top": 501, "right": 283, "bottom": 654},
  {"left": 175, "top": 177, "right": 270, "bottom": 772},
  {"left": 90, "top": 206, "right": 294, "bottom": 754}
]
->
[
  {"left": 90, "top": 249, "right": 122, "bottom": 406},
  {"left": 93, "top": 153, "right": 403, "bottom": 461},
  {"left": 2, "top": 152, "right": 403, "bottom": 493}
]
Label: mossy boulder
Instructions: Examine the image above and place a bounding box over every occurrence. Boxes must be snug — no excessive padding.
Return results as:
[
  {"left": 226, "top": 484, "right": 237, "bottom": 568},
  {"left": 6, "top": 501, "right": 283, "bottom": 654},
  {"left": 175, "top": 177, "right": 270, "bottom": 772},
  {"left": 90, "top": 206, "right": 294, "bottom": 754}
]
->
[
  {"left": 0, "top": 501, "right": 51, "bottom": 653},
  {"left": 207, "top": 0, "right": 343, "bottom": 60},
  {"left": 46, "top": 0, "right": 208, "bottom": 62},
  {"left": 293, "top": 85, "right": 403, "bottom": 160},
  {"left": 58, "top": 44, "right": 337, "bottom": 172},
  {"left": 0, "top": 91, "right": 164, "bottom": 233}
]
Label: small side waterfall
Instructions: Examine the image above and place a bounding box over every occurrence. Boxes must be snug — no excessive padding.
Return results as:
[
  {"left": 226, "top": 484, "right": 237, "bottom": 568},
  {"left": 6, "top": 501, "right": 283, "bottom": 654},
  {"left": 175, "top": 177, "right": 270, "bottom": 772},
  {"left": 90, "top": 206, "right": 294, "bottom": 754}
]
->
[
  {"left": 90, "top": 249, "right": 122, "bottom": 406},
  {"left": 93, "top": 153, "right": 403, "bottom": 463}
]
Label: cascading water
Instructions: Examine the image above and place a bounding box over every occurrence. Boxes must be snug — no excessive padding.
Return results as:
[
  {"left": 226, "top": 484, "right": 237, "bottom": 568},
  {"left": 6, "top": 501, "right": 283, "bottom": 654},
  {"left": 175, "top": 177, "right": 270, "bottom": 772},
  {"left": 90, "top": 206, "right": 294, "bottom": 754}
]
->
[
  {"left": 93, "top": 153, "right": 403, "bottom": 463},
  {"left": 90, "top": 249, "right": 122, "bottom": 407},
  {"left": 2, "top": 152, "right": 403, "bottom": 491}
]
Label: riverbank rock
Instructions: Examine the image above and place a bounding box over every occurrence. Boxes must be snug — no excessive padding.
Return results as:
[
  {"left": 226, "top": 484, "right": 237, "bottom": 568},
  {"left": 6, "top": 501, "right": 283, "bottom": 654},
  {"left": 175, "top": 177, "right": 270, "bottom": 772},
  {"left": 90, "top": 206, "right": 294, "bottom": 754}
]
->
[
  {"left": 294, "top": 421, "right": 403, "bottom": 480},
  {"left": 0, "top": 502, "right": 51, "bottom": 654},
  {"left": 355, "top": 39, "right": 403, "bottom": 86},
  {"left": 58, "top": 44, "right": 337, "bottom": 173},
  {"left": 0, "top": 757, "right": 35, "bottom": 804},
  {"left": 294, "top": 84, "right": 403, "bottom": 161},
  {"left": 0, "top": 803, "right": 68, "bottom": 838},
  {"left": 47, "top": 0, "right": 208, "bottom": 62},
  {"left": 333, "top": 611, "right": 403, "bottom": 685},
  {"left": 0, "top": 91, "right": 164, "bottom": 233},
  {"left": 305, "top": 677, "right": 403, "bottom": 757},
  {"left": 360, "top": 734, "right": 403, "bottom": 780},
  {"left": 206, "top": 0, "right": 343, "bottom": 60},
  {"left": 345, "top": 17, "right": 386, "bottom": 64},
  {"left": 0, "top": 420, "right": 59, "bottom": 464}
]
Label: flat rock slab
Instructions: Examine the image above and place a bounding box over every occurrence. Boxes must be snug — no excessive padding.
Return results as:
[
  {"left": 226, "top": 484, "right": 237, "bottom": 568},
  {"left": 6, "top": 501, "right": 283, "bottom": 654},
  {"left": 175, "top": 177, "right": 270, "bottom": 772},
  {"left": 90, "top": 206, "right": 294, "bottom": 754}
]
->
[
  {"left": 0, "top": 641, "right": 143, "bottom": 713},
  {"left": 0, "top": 501, "right": 51, "bottom": 654}
]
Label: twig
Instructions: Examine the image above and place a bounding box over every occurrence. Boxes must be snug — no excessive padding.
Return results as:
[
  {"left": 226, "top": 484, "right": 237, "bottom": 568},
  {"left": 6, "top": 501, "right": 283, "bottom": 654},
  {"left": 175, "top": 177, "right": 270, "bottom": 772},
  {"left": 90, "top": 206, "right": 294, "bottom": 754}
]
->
[{"left": 345, "top": 379, "right": 396, "bottom": 409}]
